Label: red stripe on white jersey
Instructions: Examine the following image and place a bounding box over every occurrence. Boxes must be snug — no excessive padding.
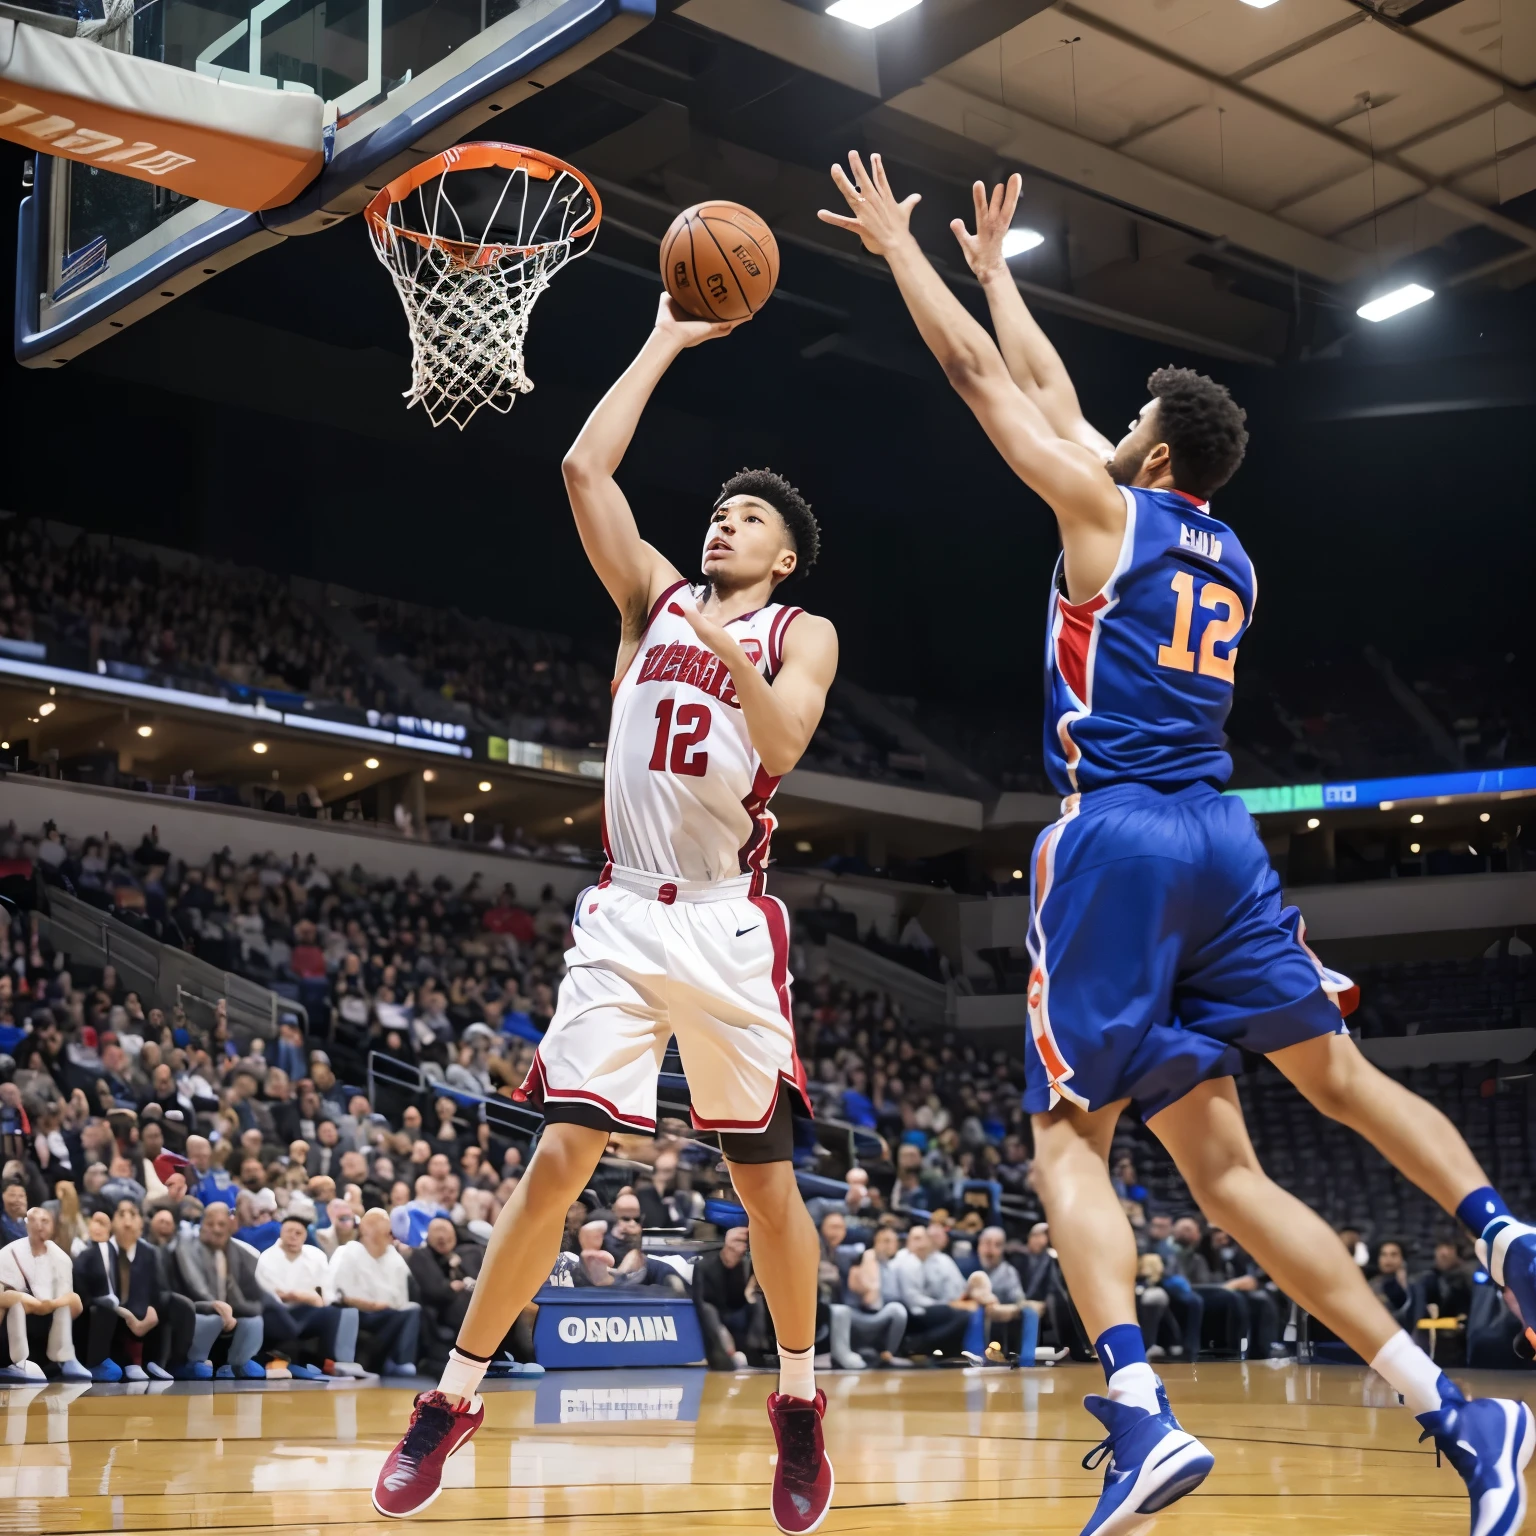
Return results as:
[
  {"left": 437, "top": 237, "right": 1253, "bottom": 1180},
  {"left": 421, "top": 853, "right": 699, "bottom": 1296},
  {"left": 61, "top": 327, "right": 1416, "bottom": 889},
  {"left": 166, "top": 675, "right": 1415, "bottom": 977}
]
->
[
  {"left": 737, "top": 763, "right": 781, "bottom": 894},
  {"left": 767, "top": 605, "right": 803, "bottom": 677}
]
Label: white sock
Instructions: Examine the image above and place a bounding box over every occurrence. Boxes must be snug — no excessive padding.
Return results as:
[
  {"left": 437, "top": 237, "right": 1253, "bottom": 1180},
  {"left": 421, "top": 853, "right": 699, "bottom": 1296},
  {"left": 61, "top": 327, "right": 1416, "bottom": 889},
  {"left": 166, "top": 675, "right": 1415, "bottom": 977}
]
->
[
  {"left": 778, "top": 1344, "right": 816, "bottom": 1403},
  {"left": 1369, "top": 1331, "right": 1448, "bottom": 1417},
  {"left": 437, "top": 1347, "right": 490, "bottom": 1405},
  {"left": 1106, "top": 1362, "right": 1161, "bottom": 1416}
]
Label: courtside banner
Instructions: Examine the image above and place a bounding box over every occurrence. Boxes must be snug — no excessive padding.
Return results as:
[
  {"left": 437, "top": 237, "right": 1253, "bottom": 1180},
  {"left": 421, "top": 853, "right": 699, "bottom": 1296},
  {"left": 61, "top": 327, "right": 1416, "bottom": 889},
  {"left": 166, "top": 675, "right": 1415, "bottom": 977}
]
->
[
  {"left": 533, "top": 1367, "right": 707, "bottom": 1423},
  {"left": 532, "top": 1290, "right": 704, "bottom": 1369}
]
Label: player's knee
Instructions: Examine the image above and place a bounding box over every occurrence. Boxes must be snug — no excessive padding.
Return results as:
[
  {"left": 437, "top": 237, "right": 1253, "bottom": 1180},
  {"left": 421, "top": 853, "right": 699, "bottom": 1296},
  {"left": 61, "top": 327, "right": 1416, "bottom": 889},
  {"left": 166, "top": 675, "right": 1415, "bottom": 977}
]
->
[
  {"left": 1028, "top": 1147, "right": 1070, "bottom": 1205},
  {"left": 1299, "top": 1056, "right": 1365, "bottom": 1122},
  {"left": 523, "top": 1132, "right": 602, "bottom": 1212},
  {"left": 1194, "top": 1164, "right": 1270, "bottom": 1231},
  {"left": 727, "top": 1159, "right": 800, "bottom": 1220},
  {"left": 1281, "top": 1036, "right": 1370, "bottom": 1121},
  {"left": 1031, "top": 1115, "right": 1110, "bottom": 1189}
]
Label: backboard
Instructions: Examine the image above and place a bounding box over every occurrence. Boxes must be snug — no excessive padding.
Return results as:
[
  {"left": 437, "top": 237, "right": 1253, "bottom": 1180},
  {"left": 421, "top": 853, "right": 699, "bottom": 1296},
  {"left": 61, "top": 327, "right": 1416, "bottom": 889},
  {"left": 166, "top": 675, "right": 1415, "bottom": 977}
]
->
[{"left": 14, "top": 0, "right": 651, "bottom": 364}]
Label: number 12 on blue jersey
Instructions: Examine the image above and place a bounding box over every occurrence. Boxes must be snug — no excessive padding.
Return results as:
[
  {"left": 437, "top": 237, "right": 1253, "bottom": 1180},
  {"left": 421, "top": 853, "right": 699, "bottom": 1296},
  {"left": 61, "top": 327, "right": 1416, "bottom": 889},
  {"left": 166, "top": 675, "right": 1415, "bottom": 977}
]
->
[{"left": 1156, "top": 571, "right": 1245, "bottom": 684}]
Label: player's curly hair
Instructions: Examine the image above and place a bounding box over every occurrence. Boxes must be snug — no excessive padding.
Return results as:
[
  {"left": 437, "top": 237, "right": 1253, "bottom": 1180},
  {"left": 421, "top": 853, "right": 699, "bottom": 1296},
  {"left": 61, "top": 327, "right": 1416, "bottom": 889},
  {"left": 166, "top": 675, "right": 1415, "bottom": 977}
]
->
[
  {"left": 1148, "top": 366, "right": 1249, "bottom": 499},
  {"left": 715, "top": 468, "right": 820, "bottom": 579}
]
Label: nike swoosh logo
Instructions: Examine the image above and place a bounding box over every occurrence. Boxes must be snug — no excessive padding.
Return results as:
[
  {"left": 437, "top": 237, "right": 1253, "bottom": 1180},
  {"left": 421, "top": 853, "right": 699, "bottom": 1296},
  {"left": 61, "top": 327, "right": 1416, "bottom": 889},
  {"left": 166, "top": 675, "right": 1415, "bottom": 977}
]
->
[{"left": 735, "top": 926, "right": 759, "bottom": 937}]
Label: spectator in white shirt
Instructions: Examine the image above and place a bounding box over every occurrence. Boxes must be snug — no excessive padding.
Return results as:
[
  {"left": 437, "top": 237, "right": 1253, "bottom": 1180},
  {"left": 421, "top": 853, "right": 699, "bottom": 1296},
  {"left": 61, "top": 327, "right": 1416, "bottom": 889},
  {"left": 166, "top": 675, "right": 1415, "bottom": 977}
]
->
[
  {"left": 325, "top": 1209, "right": 419, "bottom": 1375},
  {"left": 888, "top": 1225, "right": 970, "bottom": 1357},
  {"left": 254, "top": 1216, "right": 361, "bottom": 1378},
  {"left": 0, "top": 1208, "right": 90, "bottom": 1380},
  {"left": 921, "top": 1223, "right": 967, "bottom": 1302}
]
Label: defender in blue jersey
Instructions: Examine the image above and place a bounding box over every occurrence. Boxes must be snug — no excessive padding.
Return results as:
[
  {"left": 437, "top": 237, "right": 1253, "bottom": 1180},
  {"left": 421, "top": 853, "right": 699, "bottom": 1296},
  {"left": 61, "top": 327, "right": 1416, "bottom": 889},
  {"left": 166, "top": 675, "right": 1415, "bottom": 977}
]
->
[
  {"left": 1030, "top": 481, "right": 1357, "bottom": 1124},
  {"left": 824, "top": 157, "right": 1535, "bottom": 1536}
]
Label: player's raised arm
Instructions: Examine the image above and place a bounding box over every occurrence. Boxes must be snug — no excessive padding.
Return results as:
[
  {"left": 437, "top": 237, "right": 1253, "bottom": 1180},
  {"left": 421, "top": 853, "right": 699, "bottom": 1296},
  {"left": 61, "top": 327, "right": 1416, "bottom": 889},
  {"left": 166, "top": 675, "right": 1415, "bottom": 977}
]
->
[
  {"left": 562, "top": 295, "right": 742, "bottom": 631},
  {"left": 819, "top": 153, "right": 1125, "bottom": 590},
  {"left": 675, "top": 602, "right": 838, "bottom": 779},
  {"left": 950, "top": 175, "right": 1115, "bottom": 462}
]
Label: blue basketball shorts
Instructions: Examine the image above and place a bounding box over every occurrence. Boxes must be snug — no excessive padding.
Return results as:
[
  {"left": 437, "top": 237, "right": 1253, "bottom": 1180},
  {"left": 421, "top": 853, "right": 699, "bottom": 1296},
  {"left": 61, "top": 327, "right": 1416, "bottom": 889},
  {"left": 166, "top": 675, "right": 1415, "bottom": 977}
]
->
[{"left": 1024, "top": 781, "right": 1357, "bottom": 1121}]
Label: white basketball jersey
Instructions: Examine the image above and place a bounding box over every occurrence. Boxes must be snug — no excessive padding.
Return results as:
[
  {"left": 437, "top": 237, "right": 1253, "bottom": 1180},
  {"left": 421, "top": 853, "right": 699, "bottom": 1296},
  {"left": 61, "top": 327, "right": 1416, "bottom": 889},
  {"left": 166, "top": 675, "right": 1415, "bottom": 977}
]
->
[{"left": 602, "top": 580, "right": 805, "bottom": 887}]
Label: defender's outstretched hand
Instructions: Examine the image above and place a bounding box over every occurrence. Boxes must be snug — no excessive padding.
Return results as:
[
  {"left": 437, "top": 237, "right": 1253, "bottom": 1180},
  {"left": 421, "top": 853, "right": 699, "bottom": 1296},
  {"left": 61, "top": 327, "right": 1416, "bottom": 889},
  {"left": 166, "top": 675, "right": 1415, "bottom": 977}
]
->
[
  {"left": 654, "top": 292, "right": 745, "bottom": 348},
  {"left": 817, "top": 152, "right": 920, "bottom": 256},
  {"left": 951, "top": 174, "right": 1023, "bottom": 280}
]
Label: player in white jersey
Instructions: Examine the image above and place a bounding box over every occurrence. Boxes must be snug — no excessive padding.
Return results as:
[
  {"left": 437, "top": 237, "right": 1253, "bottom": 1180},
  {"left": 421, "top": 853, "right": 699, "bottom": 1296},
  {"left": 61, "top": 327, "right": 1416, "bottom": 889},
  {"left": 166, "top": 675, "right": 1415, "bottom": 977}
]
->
[{"left": 373, "top": 294, "right": 840, "bottom": 1535}]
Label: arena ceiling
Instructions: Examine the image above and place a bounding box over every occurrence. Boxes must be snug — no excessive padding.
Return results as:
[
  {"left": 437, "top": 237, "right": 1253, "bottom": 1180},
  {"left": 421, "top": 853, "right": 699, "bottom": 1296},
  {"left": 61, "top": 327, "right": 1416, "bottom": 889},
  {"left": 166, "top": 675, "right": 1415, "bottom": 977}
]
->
[
  {"left": 3, "top": 0, "right": 1532, "bottom": 701},
  {"left": 567, "top": 0, "right": 1536, "bottom": 364}
]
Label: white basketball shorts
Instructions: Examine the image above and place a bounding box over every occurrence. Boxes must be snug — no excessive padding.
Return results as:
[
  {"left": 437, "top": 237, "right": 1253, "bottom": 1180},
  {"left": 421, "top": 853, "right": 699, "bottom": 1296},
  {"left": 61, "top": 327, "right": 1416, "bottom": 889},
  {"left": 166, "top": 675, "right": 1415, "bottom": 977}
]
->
[{"left": 515, "top": 867, "right": 810, "bottom": 1136}]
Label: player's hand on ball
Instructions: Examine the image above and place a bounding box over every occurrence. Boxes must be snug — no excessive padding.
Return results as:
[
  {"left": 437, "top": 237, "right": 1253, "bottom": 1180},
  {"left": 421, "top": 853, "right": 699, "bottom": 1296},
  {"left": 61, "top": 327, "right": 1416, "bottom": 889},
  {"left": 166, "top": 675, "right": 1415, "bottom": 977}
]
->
[
  {"left": 673, "top": 599, "right": 740, "bottom": 664},
  {"left": 654, "top": 292, "right": 744, "bottom": 348},
  {"left": 818, "top": 151, "right": 920, "bottom": 256},
  {"left": 951, "top": 174, "right": 1023, "bottom": 278}
]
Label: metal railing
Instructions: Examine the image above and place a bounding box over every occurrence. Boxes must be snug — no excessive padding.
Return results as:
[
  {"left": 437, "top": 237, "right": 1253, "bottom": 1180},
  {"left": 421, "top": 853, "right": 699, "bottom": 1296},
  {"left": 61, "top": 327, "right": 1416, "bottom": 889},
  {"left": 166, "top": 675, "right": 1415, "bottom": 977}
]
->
[
  {"left": 35, "top": 887, "right": 300, "bottom": 1040},
  {"left": 822, "top": 934, "right": 949, "bottom": 1026},
  {"left": 364, "top": 1051, "right": 885, "bottom": 1187}
]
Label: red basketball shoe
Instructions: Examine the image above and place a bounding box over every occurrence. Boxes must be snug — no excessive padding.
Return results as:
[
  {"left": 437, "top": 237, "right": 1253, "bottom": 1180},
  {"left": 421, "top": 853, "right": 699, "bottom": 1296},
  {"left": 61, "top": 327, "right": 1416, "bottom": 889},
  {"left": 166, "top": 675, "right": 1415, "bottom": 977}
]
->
[
  {"left": 372, "top": 1390, "right": 485, "bottom": 1518},
  {"left": 766, "top": 1390, "right": 834, "bottom": 1534}
]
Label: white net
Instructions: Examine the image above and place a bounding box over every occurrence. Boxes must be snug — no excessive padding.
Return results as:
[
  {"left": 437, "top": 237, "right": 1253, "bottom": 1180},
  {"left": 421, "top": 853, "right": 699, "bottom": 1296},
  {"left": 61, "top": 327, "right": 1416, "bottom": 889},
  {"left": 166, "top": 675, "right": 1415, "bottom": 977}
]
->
[{"left": 366, "top": 147, "right": 599, "bottom": 430}]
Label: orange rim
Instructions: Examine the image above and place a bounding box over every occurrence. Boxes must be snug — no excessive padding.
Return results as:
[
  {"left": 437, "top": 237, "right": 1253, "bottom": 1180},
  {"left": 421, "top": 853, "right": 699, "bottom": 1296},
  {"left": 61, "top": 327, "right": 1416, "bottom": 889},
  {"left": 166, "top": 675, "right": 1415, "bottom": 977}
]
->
[
  {"left": 363, "top": 142, "right": 602, "bottom": 253},
  {"left": 369, "top": 227, "right": 557, "bottom": 268}
]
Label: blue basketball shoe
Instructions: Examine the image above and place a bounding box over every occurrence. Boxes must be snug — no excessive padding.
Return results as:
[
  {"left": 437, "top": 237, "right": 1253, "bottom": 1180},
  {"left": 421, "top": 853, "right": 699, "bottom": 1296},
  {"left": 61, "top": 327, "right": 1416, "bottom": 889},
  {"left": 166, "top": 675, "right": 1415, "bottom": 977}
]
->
[
  {"left": 1478, "top": 1218, "right": 1536, "bottom": 1359},
  {"left": 1417, "top": 1391, "right": 1533, "bottom": 1536},
  {"left": 1078, "top": 1386, "right": 1214, "bottom": 1536}
]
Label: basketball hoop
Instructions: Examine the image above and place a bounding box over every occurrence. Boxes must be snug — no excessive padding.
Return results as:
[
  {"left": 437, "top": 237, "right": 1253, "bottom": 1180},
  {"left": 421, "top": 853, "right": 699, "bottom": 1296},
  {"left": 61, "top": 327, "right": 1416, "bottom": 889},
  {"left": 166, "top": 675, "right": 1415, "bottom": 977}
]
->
[{"left": 364, "top": 143, "right": 601, "bottom": 430}]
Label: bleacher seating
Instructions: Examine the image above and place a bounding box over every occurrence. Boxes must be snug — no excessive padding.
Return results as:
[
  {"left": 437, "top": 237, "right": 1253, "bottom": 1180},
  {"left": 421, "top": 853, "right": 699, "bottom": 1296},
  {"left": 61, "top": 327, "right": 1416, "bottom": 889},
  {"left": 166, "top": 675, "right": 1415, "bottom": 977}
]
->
[
  {"left": 0, "top": 513, "right": 941, "bottom": 793},
  {"left": 1353, "top": 956, "right": 1536, "bottom": 1039},
  {"left": 1226, "top": 657, "right": 1437, "bottom": 783}
]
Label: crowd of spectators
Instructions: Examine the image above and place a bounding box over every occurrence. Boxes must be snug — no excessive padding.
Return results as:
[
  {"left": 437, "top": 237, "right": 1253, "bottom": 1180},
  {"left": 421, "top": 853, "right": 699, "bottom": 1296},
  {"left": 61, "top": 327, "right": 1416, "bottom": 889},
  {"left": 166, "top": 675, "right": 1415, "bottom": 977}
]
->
[
  {"left": 0, "top": 518, "right": 383, "bottom": 710},
  {"left": 0, "top": 814, "right": 1527, "bottom": 1382},
  {"left": 0, "top": 812, "right": 1069, "bottom": 1377},
  {"left": 3, "top": 819, "right": 574, "bottom": 1059},
  {"left": 0, "top": 518, "right": 987, "bottom": 799},
  {"left": 363, "top": 599, "right": 610, "bottom": 753},
  {"left": 6, "top": 518, "right": 1535, "bottom": 812},
  {"left": 1410, "top": 654, "right": 1535, "bottom": 771}
]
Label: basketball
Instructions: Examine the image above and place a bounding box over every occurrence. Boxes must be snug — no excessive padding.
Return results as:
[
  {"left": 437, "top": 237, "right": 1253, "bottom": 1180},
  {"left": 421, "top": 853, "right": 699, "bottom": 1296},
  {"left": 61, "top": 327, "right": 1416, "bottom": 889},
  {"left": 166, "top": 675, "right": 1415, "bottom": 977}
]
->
[{"left": 660, "top": 200, "right": 780, "bottom": 322}]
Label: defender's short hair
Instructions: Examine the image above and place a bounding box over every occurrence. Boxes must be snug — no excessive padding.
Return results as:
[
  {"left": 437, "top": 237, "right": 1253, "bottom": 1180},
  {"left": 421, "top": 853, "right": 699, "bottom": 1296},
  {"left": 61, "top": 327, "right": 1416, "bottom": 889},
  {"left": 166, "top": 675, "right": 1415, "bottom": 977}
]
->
[
  {"left": 1148, "top": 367, "right": 1249, "bottom": 499},
  {"left": 715, "top": 468, "right": 820, "bottom": 577}
]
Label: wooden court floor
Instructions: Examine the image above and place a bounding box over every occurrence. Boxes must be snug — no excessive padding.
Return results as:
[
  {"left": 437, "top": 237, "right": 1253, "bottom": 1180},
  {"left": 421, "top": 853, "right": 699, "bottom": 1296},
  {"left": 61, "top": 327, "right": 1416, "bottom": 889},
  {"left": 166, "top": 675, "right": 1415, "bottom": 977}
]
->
[{"left": 2, "top": 1362, "right": 1532, "bottom": 1535}]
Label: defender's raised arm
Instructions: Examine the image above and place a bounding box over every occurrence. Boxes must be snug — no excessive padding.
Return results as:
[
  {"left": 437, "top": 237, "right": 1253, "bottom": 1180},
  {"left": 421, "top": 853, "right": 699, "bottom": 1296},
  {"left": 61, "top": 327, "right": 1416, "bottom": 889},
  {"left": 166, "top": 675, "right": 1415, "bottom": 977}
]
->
[
  {"left": 950, "top": 174, "right": 1114, "bottom": 462},
  {"left": 818, "top": 152, "right": 1125, "bottom": 594}
]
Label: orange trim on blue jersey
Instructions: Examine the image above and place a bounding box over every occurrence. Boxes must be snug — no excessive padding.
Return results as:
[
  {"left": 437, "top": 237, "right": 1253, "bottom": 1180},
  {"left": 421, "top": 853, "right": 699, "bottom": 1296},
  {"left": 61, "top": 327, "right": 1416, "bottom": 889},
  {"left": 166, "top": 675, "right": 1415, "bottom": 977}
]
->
[{"left": 1028, "top": 799, "right": 1089, "bottom": 1110}]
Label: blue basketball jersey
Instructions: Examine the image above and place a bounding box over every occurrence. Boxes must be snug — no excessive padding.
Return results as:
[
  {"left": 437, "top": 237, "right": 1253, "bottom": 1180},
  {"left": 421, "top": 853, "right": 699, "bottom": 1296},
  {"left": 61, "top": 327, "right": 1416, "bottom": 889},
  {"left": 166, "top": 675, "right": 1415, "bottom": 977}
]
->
[{"left": 1042, "top": 485, "right": 1254, "bottom": 796}]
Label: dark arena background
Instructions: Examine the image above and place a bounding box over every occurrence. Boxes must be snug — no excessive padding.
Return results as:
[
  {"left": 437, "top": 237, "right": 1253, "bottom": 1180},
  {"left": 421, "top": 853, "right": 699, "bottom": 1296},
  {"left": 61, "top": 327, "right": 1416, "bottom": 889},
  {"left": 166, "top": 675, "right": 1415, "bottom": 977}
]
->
[{"left": 0, "top": 1, "right": 1533, "bottom": 1533}]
